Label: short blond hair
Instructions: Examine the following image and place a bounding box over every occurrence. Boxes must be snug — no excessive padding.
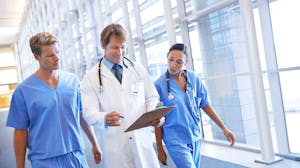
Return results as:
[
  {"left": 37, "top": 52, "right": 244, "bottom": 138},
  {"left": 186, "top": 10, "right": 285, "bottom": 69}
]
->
[{"left": 29, "top": 32, "right": 57, "bottom": 55}]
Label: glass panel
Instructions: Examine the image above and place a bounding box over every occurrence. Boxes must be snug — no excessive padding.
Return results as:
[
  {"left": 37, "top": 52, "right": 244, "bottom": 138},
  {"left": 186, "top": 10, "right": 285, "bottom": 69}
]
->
[
  {"left": 127, "top": 0, "right": 136, "bottom": 34},
  {"left": 262, "top": 72, "right": 278, "bottom": 152},
  {"left": 140, "top": 1, "right": 163, "bottom": 25},
  {"left": 188, "top": 0, "right": 223, "bottom": 16},
  {"left": 270, "top": 0, "right": 300, "bottom": 154},
  {"left": 112, "top": 7, "right": 123, "bottom": 22},
  {"left": 138, "top": 0, "right": 147, "bottom": 5},
  {"left": 270, "top": 0, "right": 300, "bottom": 69},
  {"left": 189, "top": 2, "right": 260, "bottom": 147},
  {"left": 145, "top": 36, "right": 168, "bottom": 81},
  {"left": 109, "top": 0, "right": 119, "bottom": 6},
  {"left": 280, "top": 70, "right": 300, "bottom": 153},
  {"left": 191, "top": 10, "right": 249, "bottom": 78}
]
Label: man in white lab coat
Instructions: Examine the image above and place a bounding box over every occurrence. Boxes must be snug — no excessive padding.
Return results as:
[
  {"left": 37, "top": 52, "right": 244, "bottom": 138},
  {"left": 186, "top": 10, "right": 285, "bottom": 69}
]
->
[{"left": 81, "top": 23, "right": 162, "bottom": 168}]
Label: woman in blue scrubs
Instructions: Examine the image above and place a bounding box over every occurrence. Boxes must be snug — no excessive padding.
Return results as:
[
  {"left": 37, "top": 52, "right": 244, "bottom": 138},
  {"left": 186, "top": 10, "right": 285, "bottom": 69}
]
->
[{"left": 155, "top": 43, "right": 236, "bottom": 168}]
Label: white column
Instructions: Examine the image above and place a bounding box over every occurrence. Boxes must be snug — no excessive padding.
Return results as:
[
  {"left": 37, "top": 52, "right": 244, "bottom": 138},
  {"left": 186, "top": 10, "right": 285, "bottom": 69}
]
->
[
  {"left": 121, "top": 0, "right": 136, "bottom": 61},
  {"left": 239, "top": 0, "right": 283, "bottom": 164},
  {"left": 176, "top": 0, "right": 194, "bottom": 71},
  {"left": 94, "top": 0, "right": 104, "bottom": 30},
  {"left": 162, "top": 0, "right": 176, "bottom": 46},
  {"left": 104, "top": 0, "right": 112, "bottom": 24},
  {"left": 257, "top": 0, "right": 289, "bottom": 155},
  {"left": 132, "top": 0, "right": 148, "bottom": 67}
]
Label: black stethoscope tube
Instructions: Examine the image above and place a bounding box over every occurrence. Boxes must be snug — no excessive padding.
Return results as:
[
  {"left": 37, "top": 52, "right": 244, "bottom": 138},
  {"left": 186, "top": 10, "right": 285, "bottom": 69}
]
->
[
  {"left": 98, "top": 57, "right": 134, "bottom": 90},
  {"left": 166, "top": 70, "right": 175, "bottom": 100}
]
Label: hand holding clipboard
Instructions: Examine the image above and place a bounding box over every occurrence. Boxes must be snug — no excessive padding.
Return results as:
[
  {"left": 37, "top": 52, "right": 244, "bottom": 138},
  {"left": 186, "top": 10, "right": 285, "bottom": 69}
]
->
[{"left": 124, "top": 106, "right": 175, "bottom": 132}]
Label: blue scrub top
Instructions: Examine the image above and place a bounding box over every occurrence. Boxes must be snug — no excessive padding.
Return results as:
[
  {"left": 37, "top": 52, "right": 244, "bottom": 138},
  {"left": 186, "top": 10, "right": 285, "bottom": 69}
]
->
[
  {"left": 155, "top": 70, "right": 209, "bottom": 145},
  {"left": 6, "top": 70, "right": 84, "bottom": 160}
]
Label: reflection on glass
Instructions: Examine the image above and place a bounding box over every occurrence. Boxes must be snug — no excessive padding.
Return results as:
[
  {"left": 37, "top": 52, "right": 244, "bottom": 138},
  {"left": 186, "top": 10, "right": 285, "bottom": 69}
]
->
[
  {"left": 188, "top": 0, "right": 223, "bottom": 16},
  {"left": 140, "top": 1, "right": 163, "bottom": 25},
  {"left": 189, "top": 2, "right": 260, "bottom": 147},
  {"left": 145, "top": 39, "right": 168, "bottom": 80}
]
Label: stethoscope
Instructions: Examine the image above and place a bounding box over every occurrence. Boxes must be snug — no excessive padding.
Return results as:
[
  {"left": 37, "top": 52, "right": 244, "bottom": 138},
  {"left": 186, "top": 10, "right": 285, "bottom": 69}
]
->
[
  {"left": 98, "top": 56, "right": 137, "bottom": 92},
  {"left": 166, "top": 71, "right": 175, "bottom": 100},
  {"left": 166, "top": 70, "right": 193, "bottom": 101},
  {"left": 166, "top": 69, "right": 204, "bottom": 135}
]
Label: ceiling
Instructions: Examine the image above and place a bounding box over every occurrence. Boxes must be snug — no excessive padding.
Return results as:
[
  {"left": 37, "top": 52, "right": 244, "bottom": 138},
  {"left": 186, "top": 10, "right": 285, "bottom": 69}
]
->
[{"left": 0, "top": 0, "right": 29, "bottom": 47}]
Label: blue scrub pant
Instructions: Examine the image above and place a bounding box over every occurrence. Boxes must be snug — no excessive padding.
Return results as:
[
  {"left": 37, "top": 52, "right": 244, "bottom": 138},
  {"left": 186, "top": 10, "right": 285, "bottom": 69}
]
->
[
  {"left": 166, "top": 140, "right": 201, "bottom": 168},
  {"left": 31, "top": 151, "right": 88, "bottom": 168}
]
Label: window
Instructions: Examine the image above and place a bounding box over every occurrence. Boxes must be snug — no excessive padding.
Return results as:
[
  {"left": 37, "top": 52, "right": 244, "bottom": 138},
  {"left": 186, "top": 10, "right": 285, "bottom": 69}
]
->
[{"left": 190, "top": 2, "right": 260, "bottom": 147}]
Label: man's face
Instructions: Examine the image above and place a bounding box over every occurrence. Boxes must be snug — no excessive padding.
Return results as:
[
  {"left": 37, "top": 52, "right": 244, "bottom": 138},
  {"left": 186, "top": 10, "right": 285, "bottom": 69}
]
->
[
  {"left": 35, "top": 44, "right": 60, "bottom": 71},
  {"left": 102, "top": 34, "right": 126, "bottom": 64}
]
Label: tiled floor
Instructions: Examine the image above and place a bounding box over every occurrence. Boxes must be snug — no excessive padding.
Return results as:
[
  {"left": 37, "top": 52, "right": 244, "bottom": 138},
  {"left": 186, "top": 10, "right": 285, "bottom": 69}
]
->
[{"left": 201, "top": 142, "right": 300, "bottom": 168}]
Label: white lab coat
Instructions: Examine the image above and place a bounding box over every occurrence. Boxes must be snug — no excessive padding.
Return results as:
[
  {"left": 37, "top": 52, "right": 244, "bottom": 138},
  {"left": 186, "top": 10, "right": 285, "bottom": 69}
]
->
[{"left": 81, "top": 59, "right": 160, "bottom": 168}]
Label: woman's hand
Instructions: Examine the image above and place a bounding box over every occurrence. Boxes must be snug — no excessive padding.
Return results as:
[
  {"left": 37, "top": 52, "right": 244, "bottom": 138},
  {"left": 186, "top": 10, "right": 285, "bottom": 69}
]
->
[
  {"left": 150, "top": 117, "right": 165, "bottom": 127},
  {"left": 223, "top": 128, "right": 236, "bottom": 146},
  {"left": 158, "top": 148, "right": 167, "bottom": 165}
]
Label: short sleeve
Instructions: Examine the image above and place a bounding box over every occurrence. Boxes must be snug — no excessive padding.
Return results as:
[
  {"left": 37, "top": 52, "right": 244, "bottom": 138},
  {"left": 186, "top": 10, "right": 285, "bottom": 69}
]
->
[
  {"left": 195, "top": 76, "right": 210, "bottom": 108},
  {"left": 6, "top": 88, "right": 29, "bottom": 130}
]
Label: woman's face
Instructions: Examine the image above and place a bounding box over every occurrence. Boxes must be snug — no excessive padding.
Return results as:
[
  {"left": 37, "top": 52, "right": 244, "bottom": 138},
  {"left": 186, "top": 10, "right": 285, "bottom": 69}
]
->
[{"left": 167, "top": 49, "right": 187, "bottom": 76}]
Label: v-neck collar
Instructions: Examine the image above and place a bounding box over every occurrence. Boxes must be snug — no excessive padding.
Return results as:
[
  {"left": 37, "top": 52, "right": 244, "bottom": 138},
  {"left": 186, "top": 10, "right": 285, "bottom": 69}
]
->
[
  {"left": 33, "top": 71, "right": 60, "bottom": 91},
  {"left": 168, "top": 71, "right": 188, "bottom": 94}
]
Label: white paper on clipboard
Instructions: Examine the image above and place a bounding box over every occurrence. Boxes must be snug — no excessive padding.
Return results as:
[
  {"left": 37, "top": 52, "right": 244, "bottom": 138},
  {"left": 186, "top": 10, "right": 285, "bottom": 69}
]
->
[{"left": 124, "top": 106, "right": 175, "bottom": 132}]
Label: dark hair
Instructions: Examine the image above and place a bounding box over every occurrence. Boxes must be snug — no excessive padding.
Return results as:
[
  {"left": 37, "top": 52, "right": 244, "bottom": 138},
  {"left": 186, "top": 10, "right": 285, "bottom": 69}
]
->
[
  {"left": 29, "top": 32, "right": 57, "bottom": 55},
  {"left": 168, "top": 43, "right": 188, "bottom": 57},
  {"left": 100, "top": 23, "right": 127, "bottom": 46}
]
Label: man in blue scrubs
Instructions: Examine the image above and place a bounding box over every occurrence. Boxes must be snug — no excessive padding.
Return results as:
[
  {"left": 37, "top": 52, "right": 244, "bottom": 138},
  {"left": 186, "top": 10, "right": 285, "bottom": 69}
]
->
[
  {"left": 155, "top": 43, "right": 236, "bottom": 168},
  {"left": 6, "top": 32, "right": 102, "bottom": 168}
]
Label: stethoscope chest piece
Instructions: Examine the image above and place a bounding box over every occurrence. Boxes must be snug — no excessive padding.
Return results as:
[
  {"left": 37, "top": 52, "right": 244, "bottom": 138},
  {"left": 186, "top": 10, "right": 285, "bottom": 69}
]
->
[
  {"left": 99, "top": 86, "right": 103, "bottom": 93},
  {"left": 168, "top": 92, "right": 174, "bottom": 100},
  {"left": 166, "top": 71, "right": 175, "bottom": 100}
]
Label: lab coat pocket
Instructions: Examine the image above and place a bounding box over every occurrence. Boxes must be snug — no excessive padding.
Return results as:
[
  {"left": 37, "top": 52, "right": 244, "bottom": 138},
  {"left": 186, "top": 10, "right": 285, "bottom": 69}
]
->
[{"left": 131, "top": 81, "right": 145, "bottom": 97}]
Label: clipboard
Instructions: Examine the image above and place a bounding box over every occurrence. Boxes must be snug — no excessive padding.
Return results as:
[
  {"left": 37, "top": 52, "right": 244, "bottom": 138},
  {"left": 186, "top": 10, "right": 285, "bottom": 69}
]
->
[{"left": 124, "top": 106, "right": 175, "bottom": 132}]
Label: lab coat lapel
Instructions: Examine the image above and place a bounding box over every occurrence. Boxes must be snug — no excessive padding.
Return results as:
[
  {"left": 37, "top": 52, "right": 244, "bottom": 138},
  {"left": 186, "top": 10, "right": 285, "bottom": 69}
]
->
[
  {"left": 121, "top": 65, "right": 130, "bottom": 86},
  {"left": 101, "top": 64, "right": 122, "bottom": 87}
]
